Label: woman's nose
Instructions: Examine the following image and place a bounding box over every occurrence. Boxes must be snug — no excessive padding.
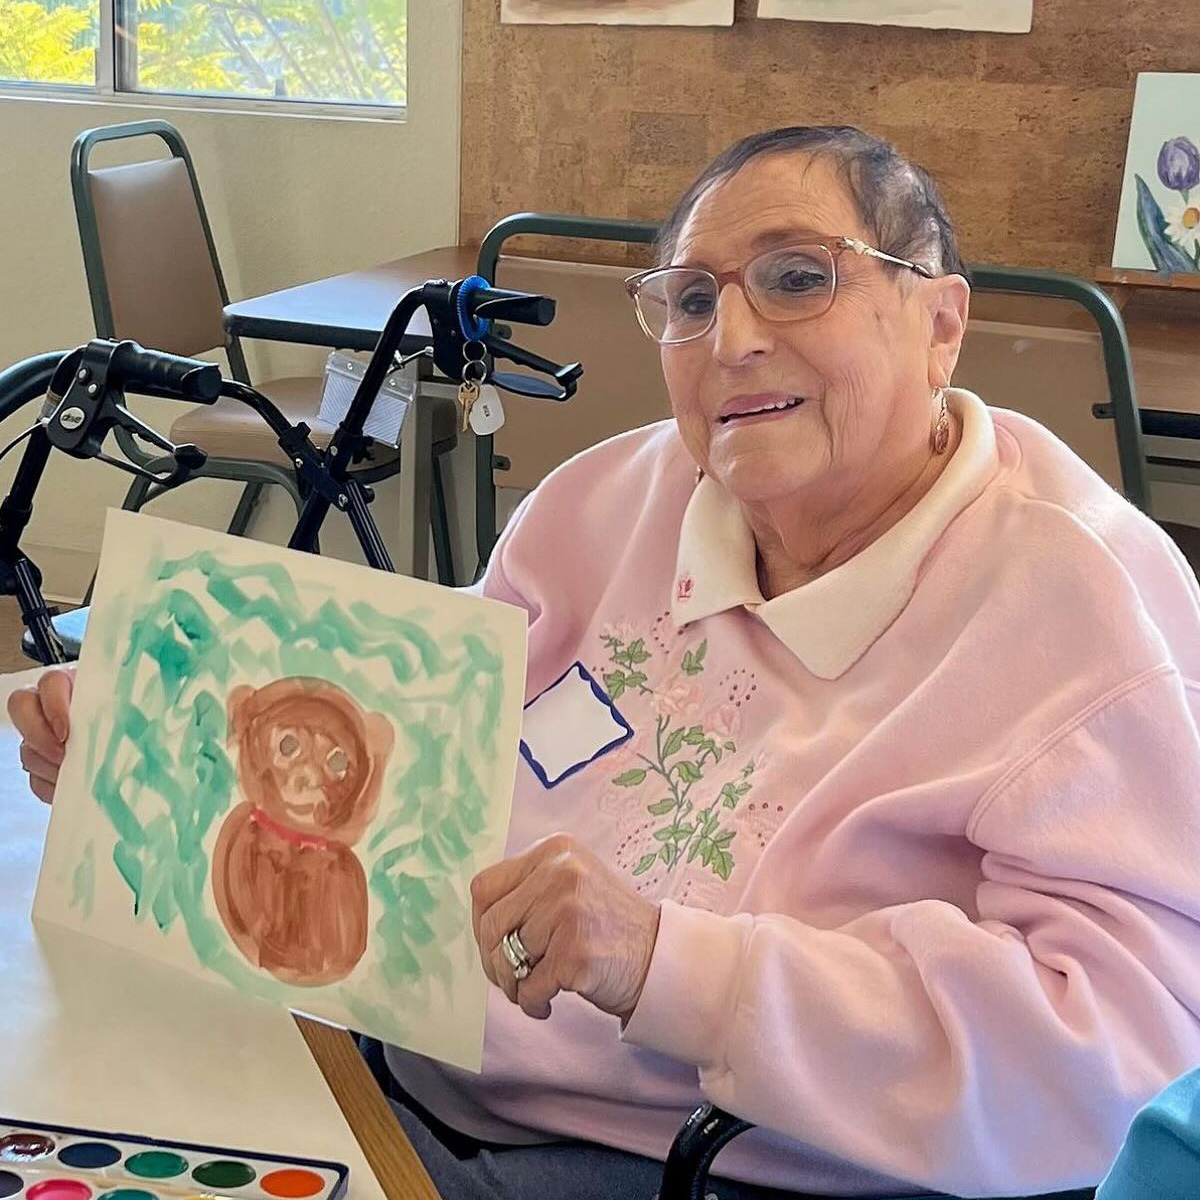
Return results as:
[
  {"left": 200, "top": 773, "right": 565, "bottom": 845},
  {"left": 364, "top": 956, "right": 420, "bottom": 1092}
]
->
[{"left": 711, "top": 282, "right": 773, "bottom": 367}]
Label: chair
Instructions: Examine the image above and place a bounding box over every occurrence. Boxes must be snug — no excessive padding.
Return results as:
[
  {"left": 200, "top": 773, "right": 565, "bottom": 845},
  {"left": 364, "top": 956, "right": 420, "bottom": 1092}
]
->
[
  {"left": 470, "top": 218, "right": 1150, "bottom": 581},
  {"left": 957, "top": 266, "right": 1149, "bottom": 513},
  {"left": 71, "top": 120, "right": 458, "bottom": 587},
  {"left": 472, "top": 214, "right": 662, "bottom": 575}
]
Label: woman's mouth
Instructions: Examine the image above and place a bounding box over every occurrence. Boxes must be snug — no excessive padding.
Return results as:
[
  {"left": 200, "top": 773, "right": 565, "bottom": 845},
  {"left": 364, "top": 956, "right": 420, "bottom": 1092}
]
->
[{"left": 717, "top": 395, "right": 806, "bottom": 425}]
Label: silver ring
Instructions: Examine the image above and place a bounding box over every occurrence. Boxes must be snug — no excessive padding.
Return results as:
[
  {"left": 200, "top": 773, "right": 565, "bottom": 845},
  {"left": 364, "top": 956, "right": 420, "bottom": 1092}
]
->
[{"left": 501, "top": 929, "right": 534, "bottom": 981}]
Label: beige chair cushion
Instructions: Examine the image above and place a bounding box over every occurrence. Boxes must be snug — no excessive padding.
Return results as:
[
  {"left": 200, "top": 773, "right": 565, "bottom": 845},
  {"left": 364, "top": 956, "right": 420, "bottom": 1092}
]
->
[
  {"left": 168, "top": 376, "right": 458, "bottom": 469},
  {"left": 90, "top": 158, "right": 227, "bottom": 358}
]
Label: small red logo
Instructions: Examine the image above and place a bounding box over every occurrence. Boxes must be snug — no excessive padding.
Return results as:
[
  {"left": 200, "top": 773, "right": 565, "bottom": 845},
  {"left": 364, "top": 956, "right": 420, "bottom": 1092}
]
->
[{"left": 676, "top": 575, "right": 694, "bottom": 602}]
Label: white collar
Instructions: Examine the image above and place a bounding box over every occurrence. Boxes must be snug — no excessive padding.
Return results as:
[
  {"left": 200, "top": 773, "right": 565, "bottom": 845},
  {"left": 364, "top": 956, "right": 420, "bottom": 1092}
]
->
[{"left": 670, "top": 389, "right": 998, "bottom": 679}]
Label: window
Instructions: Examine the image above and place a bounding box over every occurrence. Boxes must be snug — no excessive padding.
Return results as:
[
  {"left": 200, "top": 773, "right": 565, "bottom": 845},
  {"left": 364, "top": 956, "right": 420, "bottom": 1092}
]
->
[{"left": 0, "top": 0, "right": 406, "bottom": 111}]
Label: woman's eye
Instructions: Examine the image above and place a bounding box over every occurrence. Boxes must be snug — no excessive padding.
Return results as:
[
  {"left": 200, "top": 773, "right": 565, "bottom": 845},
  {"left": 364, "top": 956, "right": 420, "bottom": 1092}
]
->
[
  {"left": 326, "top": 747, "right": 349, "bottom": 777},
  {"left": 773, "top": 268, "right": 826, "bottom": 293},
  {"left": 676, "top": 288, "right": 715, "bottom": 317},
  {"left": 278, "top": 733, "right": 300, "bottom": 758}
]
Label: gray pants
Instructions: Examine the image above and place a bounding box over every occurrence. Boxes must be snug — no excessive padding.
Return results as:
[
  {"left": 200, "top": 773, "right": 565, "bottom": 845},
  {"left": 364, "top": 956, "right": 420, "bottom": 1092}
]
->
[{"left": 388, "top": 1097, "right": 802, "bottom": 1200}]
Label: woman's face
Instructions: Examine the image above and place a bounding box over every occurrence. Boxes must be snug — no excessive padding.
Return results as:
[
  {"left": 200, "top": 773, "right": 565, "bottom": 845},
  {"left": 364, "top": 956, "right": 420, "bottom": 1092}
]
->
[{"left": 661, "top": 152, "right": 969, "bottom": 507}]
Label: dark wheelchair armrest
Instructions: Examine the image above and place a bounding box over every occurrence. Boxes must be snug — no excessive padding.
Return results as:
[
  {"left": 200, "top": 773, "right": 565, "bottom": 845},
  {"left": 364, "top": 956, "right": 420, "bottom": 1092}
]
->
[
  {"left": 657, "top": 1104, "right": 1097, "bottom": 1200},
  {"left": 658, "top": 1104, "right": 753, "bottom": 1200}
]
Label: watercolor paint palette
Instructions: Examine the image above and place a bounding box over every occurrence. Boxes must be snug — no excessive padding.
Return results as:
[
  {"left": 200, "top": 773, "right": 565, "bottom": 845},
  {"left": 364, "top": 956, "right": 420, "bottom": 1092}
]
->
[{"left": 0, "top": 1120, "right": 348, "bottom": 1200}]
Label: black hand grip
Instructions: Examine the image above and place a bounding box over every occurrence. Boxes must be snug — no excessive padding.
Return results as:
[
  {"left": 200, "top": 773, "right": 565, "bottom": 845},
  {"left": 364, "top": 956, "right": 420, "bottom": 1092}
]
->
[
  {"left": 469, "top": 286, "right": 556, "bottom": 328},
  {"left": 110, "top": 340, "right": 222, "bottom": 402}
]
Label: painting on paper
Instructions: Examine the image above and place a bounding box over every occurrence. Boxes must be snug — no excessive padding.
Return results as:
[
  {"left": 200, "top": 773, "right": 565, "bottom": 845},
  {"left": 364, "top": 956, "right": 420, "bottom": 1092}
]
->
[
  {"left": 756, "top": 0, "right": 1031, "bottom": 32},
  {"left": 34, "top": 509, "right": 528, "bottom": 1072},
  {"left": 1112, "top": 73, "right": 1200, "bottom": 274},
  {"left": 501, "top": 0, "right": 734, "bottom": 26}
]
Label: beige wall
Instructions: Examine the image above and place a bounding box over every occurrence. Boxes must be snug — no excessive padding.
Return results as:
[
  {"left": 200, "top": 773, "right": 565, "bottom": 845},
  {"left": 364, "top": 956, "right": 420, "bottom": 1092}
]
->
[{"left": 0, "top": 0, "right": 462, "bottom": 599}]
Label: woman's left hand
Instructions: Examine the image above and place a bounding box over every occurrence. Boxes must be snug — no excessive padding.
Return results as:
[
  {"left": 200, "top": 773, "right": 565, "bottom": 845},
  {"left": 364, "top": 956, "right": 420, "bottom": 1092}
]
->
[{"left": 471, "top": 833, "right": 661, "bottom": 1023}]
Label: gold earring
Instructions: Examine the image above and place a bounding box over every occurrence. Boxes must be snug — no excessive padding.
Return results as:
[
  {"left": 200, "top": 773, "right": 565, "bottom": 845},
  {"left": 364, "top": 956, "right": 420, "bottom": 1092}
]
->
[
  {"left": 931, "top": 387, "right": 950, "bottom": 455},
  {"left": 695, "top": 465, "right": 704, "bottom": 485}
]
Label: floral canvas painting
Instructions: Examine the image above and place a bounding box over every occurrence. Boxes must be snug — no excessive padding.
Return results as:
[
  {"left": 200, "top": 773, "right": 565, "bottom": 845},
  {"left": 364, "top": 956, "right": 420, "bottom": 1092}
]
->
[
  {"left": 1113, "top": 73, "right": 1200, "bottom": 273},
  {"left": 34, "top": 509, "right": 528, "bottom": 1072}
]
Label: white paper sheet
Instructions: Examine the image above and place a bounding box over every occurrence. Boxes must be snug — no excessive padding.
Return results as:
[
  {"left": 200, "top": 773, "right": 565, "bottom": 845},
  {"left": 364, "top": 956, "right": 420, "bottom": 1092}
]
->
[
  {"left": 502, "top": 0, "right": 734, "bottom": 26},
  {"left": 34, "top": 510, "right": 528, "bottom": 1073},
  {"left": 756, "top": 0, "right": 1031, "bottom": 32},
  {"left": 0, "top": 667, "right": 395, "bottom": 1200}
]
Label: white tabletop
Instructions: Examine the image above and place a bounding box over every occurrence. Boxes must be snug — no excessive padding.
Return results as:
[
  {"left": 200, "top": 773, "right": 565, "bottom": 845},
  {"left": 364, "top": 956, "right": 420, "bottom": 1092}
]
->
[{"left": 0, "top": 668, "right": 388, "bottom": 1200}]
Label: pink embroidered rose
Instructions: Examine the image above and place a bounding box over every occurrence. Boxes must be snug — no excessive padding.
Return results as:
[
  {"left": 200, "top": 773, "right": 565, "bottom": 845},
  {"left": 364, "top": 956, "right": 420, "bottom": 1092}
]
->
[
  {"left": 706, "top": 702, "right": 741, "bottom": 740},
  {"left": 676, "top": 575, "right": 695, "bottom": 603},
  {"left": 654, "top": 678, "right": 702, "bottom": 718}
]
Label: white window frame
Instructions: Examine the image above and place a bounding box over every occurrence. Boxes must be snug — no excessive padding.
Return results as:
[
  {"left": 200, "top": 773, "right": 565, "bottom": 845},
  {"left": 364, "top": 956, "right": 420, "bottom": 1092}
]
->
[{"left": 0, "top": 0, "right": 408, "bottom": 121}]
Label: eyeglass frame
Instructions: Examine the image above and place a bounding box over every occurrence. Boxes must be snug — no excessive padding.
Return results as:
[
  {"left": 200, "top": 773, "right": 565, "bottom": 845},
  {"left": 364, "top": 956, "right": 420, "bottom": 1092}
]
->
[{"left": 623, "top": 236, "right": 936, "bottom": 346}]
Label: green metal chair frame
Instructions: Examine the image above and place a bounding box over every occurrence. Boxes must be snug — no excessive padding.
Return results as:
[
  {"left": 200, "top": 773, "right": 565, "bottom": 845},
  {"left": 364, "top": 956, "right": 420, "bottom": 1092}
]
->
[{"left": 472, "top": 215, "right": 1150, "bottom": 579}]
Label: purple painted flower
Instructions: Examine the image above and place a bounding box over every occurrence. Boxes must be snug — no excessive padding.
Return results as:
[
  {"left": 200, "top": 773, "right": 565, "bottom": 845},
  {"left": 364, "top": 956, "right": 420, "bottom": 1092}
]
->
[{"left": 1158, "top": 137, "right": 1200, "bottom": 193}]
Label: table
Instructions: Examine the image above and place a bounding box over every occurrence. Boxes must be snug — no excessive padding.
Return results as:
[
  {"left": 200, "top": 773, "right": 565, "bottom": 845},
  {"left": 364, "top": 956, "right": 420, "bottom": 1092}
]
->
[
  {"left": 0, "top": 666, "right": 441, "bottom": 1200},
  {"left": 225, "top": 247, "right": 478, "bottom": 582}
]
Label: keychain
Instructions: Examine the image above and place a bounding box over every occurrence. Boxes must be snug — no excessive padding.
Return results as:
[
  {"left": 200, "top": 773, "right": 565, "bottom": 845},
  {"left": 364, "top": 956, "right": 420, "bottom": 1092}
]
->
[
  {"left": 468, "top": 384, "right": 506, "bottom": 435},
  {"left": 459, "top": 339, "right": 488, "bottom": 432}
]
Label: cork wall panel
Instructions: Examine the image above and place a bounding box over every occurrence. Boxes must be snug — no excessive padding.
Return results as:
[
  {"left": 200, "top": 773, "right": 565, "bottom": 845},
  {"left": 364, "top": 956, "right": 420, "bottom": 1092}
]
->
[{"left": 460, "top": 0, "right": 1194, "bottom": 274}]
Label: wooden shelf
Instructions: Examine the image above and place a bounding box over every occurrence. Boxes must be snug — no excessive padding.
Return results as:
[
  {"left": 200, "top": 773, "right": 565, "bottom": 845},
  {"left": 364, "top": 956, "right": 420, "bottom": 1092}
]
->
[{"left": 1096, "top": 266, "right": 1200, "bottom": 292}]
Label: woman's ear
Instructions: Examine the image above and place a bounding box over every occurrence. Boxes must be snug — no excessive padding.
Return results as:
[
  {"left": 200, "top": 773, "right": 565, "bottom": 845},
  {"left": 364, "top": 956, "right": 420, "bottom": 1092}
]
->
[{"left": 925, "top": 274, "right": 971, "bottom": 389}]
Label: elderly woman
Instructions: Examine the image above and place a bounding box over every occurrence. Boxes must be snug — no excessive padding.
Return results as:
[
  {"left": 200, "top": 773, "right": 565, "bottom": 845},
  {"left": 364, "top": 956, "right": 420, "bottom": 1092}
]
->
[{"left": 14, "top": 126, "right": 1200, "bottom": 1200}]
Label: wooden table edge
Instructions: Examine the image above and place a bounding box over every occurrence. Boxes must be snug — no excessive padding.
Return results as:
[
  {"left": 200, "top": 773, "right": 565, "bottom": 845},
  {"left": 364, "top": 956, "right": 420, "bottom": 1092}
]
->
[{"left": 294, "top": 1015, "right": 442, "bottom": 1200}]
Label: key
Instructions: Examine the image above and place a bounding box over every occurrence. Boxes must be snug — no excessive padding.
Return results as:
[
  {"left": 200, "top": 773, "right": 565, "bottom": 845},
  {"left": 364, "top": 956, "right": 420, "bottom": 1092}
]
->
[{"left": 458, "top": 378, "right": 481, "bottom": 433}]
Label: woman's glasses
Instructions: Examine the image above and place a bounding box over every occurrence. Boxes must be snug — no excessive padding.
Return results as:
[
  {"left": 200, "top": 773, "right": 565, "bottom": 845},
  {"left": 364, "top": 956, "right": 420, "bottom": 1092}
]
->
[{"left": 624, "top": 236, "right": 934, "bottom": 345}]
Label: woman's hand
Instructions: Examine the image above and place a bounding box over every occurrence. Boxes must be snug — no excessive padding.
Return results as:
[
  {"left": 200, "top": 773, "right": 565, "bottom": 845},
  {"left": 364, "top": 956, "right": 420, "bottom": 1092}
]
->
[
  {"left": 7, "top": 668, "right": 74, "bottom": 803},
  {"left": 471, "top": 833, "right": 661, "bottom": 1023}
]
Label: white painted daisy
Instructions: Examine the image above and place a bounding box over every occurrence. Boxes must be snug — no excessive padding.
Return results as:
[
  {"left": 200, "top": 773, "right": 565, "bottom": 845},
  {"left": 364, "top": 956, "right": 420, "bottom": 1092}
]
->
[{"left": 1166, "top": 199, "right": 1200, "bottom": 261}]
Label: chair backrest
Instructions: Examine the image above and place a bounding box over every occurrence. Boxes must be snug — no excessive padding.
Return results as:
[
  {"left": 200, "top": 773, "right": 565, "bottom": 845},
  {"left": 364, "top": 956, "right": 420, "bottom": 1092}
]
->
[
  {"left": 963, "top": 267, "right": 1148, "bottom": 511},
  {"left": 71, "top": 121, "right": 247, "bottom": 376},
  {"left": 473, "top": 213, "right": 659, "bottom": 572},
  {"left": 491, "top": 255, "right": 671, "bottom": 492},
  {"left": 472, "top": 219, "right": 1149, "bottom": 572}
]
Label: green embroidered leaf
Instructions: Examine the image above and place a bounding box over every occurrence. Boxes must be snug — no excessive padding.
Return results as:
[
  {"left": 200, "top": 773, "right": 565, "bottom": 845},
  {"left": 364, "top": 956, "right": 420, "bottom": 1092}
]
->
[
  {"left": 633, "top": 852, "right": 658, "bottom": 875},
  {"left": 724, "top": 740, "right": 736, "bottom": 752},
  {"left": 714, "top": 850, "right": 733, "bottom": 881},
  {"left": 713, "top": 830, "right": 735, "bottom": 848},
  {"left": 613, "top": 768, "right": 647, "bottom": 787},
  {"left": 700, "top": 839, "right": 715, "bottom": 866},
  {"left": 662, "top": 728, "right": 686, "bottom": 757},
  {"left": 625, "top": 672, "right": 648, "bottom": 691},
  {"left": 683, "top": 725, "right": 706, "bottom": 745},
  {"left": 675, "top": 823, "right": 695, "bottom": 838},
  {"left": 687, "top": 838, "right": 704, "bottom": 863},
  {"left": 735, "top": 782, "right": 752, "bottom": 795},
  {"left": 660, "top": 844, "right": 673, "bottom": 864},
  {"left": 693, "top": 639, "right": 708, "bottom": 667},
  {"left": 647, "top": 797, "right": 676, "bottom": 816},
  {"left": 702, "top": 739, "right": 721, "bottom": 763},
  {"left": 676, "top": 761, "right": 703, "bottom": 784},
  {"left": 721, "top": 786, "right": 738, "bottom": 810},
  {"left": 653, "top": 827, "right": 674, "bottom": 841},
  {"left": 626, "top": 638, "right": 651, "bottom": 664},
  {"left": 604, "top": 671, "right": 626, "bottom": 700}
]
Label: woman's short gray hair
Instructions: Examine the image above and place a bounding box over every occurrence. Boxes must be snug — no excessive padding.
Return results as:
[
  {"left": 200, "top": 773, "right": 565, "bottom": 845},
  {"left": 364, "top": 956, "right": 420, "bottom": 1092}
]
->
[{"left": 657, "top": 126, "right": 965, "bottom": 279}]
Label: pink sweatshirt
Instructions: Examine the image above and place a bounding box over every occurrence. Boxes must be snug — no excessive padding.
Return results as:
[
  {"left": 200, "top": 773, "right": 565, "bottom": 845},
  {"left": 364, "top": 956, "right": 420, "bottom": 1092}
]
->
[{"left": 388, "top": 390, "right": 1200, "bottom": 1197}]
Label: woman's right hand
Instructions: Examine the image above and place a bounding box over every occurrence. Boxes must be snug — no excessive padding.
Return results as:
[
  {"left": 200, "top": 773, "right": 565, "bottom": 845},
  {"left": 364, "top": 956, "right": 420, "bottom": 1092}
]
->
[{"left": 8, "top": 668, "right": 75, "bottom": 804}]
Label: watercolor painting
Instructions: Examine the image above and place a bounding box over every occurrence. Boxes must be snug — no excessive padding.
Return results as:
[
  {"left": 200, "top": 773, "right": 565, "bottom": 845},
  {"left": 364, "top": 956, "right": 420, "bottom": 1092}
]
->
[
  {"left": 501, "top": 0, "right": 734, "bottom": 26},
  {"left": 34, "top": 509, "right": 527, "bottom": 1072},
  {"left": 1113, "top": 74, "right": 1200, "bottom": 273},
  {"left": 756, "top": 0, "right": 1031, "bottom": 32}
]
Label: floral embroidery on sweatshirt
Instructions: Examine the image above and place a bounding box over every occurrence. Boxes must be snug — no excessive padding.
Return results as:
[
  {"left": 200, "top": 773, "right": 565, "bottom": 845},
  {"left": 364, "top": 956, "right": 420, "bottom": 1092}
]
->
[{"left": 591, "top": 615, "right": 759, "bottom": 888}]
